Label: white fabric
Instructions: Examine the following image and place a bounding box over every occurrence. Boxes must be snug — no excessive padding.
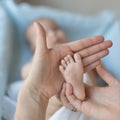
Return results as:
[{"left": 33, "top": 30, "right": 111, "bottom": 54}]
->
[
  {"left": 3, "top": 75, "right": 91, "bottom": 120},
  {"left": 50, "top": 107, "right": 93, "bottom": 120}
]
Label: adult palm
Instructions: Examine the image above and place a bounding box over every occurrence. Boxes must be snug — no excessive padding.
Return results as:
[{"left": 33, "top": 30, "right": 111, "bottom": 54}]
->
[
  {"left": 27, "top": 22, "right": 112, "bottom": 98},
  {"left": 65, "top": 64, "right": 120, "bottom": 120}
]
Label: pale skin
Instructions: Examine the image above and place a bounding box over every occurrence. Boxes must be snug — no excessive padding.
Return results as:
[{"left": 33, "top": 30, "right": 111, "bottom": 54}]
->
[
  {"left": 59, "top": 54, "right": 85, "bottom": 100},
  {"left": 21, "top": 19, "right": 66, "bottom": 120},
  {"left": 21, "top": 18, "right": 113, "bottom": 119},
  {"left": 22, "top": 18, "right": 112, "bottom": 79},
  {"left": 22, "top": 18, "right": 112, "bottom": 96},
  {"left": 15, "top": 22, "right": 113, "bottom": 120},
  {"left": 21, "top": 18, "right": 67, "bottom": 79},
  {"left": 61, "top": 63, "right": 120, "bottom": 120},
  {"left": 21, "top": 19, "right": 67, "bottom": 119}
]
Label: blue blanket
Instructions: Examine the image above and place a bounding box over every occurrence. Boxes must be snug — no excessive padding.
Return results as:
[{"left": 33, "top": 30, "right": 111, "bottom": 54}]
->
[{"left": 1, "top": 0, "right": 120, "bottom": 120}]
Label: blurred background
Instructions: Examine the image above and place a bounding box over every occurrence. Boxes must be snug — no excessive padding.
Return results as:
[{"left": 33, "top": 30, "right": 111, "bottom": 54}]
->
[
  {"left": 0, "top": 0, "right": 120, "bottom": 120},
  {"left": 14, "top": 0, "right": 120, "bottom": 18}
]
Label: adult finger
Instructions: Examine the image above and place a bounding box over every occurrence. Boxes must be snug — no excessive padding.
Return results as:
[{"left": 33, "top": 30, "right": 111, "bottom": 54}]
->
[
  {"left": 65, "top": 83, "right": 82, "bottom": 110},
  {"left": 60, "top": 83, "right": 74, "bottom": 109},
  {"left": 66, "top": 36, "right": 104, "bottom": 52},
  {"left": 34, "top": 22, "right": 48, "bottom": 56},
  {"left": 96, "top": 63, "right": 117, "bottom": 86},
  {"left": 84, "top": 60, "right": 100, "bottom": 72},
  {"left": 83, "top": 49, "right": 109, "bottom": 66},
  {"left": 79, "top": 40, "right": 112, "bottom": 58},
  {"left": 66, "top": 83, "right": 106, "bottom": 118},
  {"left": 65, "top": 83, "right": 90, "bottom": 114},
  {"left": 60, "top": 84, "right": 69, "bottom": 106}
]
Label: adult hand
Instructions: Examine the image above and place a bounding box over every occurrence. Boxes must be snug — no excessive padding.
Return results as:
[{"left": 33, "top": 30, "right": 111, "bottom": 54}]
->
[
  {"left": 26, "top": 22, "right": 112, "bottom": 99},
  {"left": 64, "top": 63, "right": 120, "bottom": 120}
]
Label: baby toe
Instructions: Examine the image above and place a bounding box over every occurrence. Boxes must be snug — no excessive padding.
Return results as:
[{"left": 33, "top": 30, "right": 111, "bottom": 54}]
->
[
  {"left": 59, "top": 65, "right": 65, "bottom": 73},
  {"left": 61, "top": 59, "right": 67, "bottom": 68},
  {"left": 74, "top": 53, "right": 82, "bottom": 63},
  {"left": 64, "top": 56, "right": 70, "bottom": 65},
  {"left": 67, "top": 55, "right": 74, "bottom": 63}
]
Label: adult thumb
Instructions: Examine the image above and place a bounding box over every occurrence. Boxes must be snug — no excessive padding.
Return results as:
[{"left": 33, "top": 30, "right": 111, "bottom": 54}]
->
[{"left": 34, "top": 22, "right": 48, "bottom": 55}]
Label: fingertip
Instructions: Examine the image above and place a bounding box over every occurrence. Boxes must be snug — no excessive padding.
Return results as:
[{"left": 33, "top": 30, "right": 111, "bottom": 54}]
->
[
  {"left": 33, "top": 22, "right": 45, "bottom": 35},
  {"left": 104, "top": 48, "right": 109, "bottom": 53},
  {"left": 107, "top": 40, "right": 113, "bottom": 48},
  {"left": 33, "top": 22, "right": 40, "bottom": 33},
  {"left": 92, "top": 35, "right": 104, "bottom": 42},
  {"left": 34, "top": 21, "right": 48, "bottom": 55},
  {"left": 33, "top": 22, "right": 37, "bottom": 28}
]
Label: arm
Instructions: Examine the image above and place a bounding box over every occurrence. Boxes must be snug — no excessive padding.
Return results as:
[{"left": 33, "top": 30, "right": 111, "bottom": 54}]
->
[
  {"left": 15, "top": 22, "right": 112, "bottom": 120},
  {"left": 14, "top": 82, "right": 49, "bottom": 120}
]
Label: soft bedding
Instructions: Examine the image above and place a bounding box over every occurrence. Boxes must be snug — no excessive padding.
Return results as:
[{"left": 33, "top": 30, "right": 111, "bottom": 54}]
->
[{"left": 1, "top": 0, "right": 120, "bottom": 120}]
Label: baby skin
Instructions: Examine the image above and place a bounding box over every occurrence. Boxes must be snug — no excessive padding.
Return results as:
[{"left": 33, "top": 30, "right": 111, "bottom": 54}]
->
[{"left": 59, "top": 53, "right": 85, "bottom": 100}]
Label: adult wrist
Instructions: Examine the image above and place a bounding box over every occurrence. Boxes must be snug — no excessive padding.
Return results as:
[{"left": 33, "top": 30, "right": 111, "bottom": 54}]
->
[
  {"left": 20, "top": 80, "right": 49, "bottom": 103},
  {"left": 15, "top": 81, "right": 49, "bottom": 120},
  {"left": 24, "top": 76, "right": 55, "bottom": 99}
]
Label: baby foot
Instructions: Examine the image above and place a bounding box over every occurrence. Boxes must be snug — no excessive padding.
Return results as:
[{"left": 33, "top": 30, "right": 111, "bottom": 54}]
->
[{"left": 59, "top": 53, "right": 85, "bottom": 100}]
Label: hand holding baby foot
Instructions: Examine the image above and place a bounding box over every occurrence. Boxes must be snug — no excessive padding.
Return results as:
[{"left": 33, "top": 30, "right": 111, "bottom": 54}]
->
[
  {"left": 22, "top": 22, "right": 112, "bottom": 99},
  {"left": 64, "top": 63, "right": 120, "bottom": 120},
  {"left": 59, "top": 54, "right": 85, "bottom": 100},
  {"left": 15, "top": 21, "right": 113, "bottom": 120}
]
